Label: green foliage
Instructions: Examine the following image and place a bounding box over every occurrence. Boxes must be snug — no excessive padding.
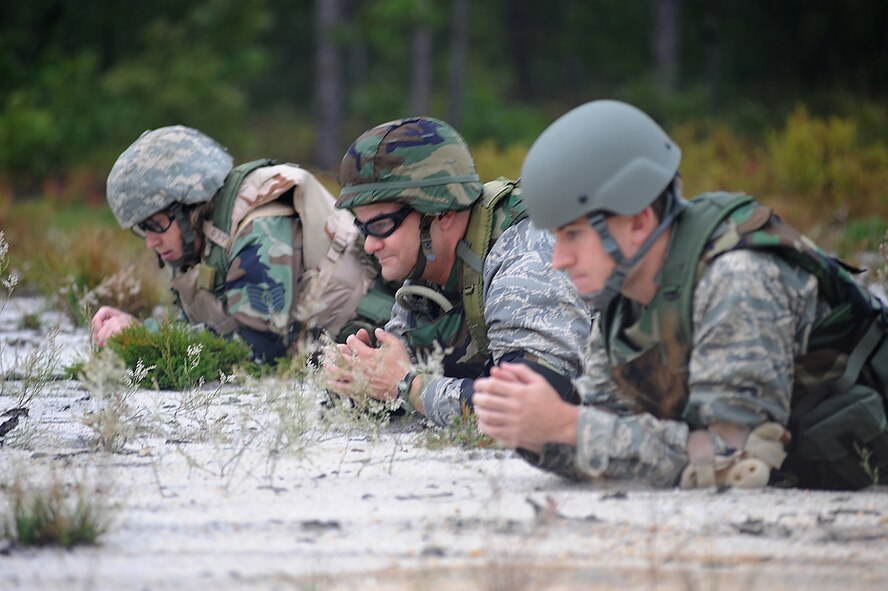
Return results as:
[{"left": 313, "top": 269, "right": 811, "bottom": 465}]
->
[
  {"left": 854, "top": 441, "right": 881, "bottom": 486},
  {"left": 672, "top": 105, "right": 888, "bottom": 254},
  {"left": 106, "top": 322, "right": 253, "bottom": 390},
  {"left": 419, "top": 405, "right": 499, "bottom": 450},
  {"left": 837, "top": 217, "right": 888, "bottom": 258},
  {"left": 0, "top": 51, "right": 108, "bottom": 182},
  {"left": 2, "top": 469, "right": 114, "bottom": 548},
  {"left": 0, "top": 0, "right": 271, "bottom": 183},
  {"left": 18, "top": 312, "right": 41, "bottom": 331},
  {"left": 472, "top": 140, "right": 528, "bottom": 182},
  {"left": 768, "top": 106, "right": 888, "bottom": 218}
]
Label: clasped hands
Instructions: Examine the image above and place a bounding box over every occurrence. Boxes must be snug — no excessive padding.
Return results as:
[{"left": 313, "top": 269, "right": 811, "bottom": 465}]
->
[
  {"left": 473, "top": 363, "right": 579, "bottom": 455},
  {"left": 323, "top": 328, "right": 412, "bottom": 402}
]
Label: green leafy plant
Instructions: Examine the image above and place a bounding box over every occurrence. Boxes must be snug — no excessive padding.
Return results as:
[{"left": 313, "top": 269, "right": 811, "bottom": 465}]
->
[
  {"left": 19, "top": 311, "right": 41, "bottom": 330},
  {"left": 854, "top": 441, "right": 881, "bottom": 486},
  {"left": 106, "top": 321, "right": 253, "bottom": 390}
]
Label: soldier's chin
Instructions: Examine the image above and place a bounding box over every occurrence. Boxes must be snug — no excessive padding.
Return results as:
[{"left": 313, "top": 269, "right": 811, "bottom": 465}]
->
[{"left": 379, "top": 262, "right": 407, "bottom": 282}]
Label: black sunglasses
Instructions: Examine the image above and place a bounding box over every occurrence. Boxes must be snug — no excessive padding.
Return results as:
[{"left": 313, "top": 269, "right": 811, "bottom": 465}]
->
[
  {"left": 132, "top": 211, "right": 176, "bottom": 237},
  {"left": 353, "top": 205, "right": 413, "bottom": 238}
]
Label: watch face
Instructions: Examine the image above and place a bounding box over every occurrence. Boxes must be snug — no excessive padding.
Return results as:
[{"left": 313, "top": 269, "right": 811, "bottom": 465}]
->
[{"left": 397, "top": 371, "right": 416, "bottom": 399}]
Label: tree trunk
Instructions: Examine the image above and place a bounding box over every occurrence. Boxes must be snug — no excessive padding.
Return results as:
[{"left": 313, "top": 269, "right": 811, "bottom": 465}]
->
[
  {"left": 410, "top": 20, "right": 433, "bottom": 115},
  {"left": 703, "top": 0, "right": 721, "bottom": 105},
  {"left": 447, "top": 0, "right": 469, "bottom": 128},
  {"left": 506, "top": 0, "right": 533, "bottom": 101},
  {"left": 314, "top": 0, "right": 343, "bottom": 172},
  {"left": 652, "top": 0, "right": 681, "bottom": 93}
]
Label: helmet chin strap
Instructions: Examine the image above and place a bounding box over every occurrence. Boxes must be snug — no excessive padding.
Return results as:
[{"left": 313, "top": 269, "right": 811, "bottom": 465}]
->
[
  {"left": 161, "top": 204, "right": 201, "bottom": 270},
  {"left": 407, "top": 214, "right": 437, "bottom": 281},
  {"left": 584, "top": 186, "right": 687, "bottom": 310}
]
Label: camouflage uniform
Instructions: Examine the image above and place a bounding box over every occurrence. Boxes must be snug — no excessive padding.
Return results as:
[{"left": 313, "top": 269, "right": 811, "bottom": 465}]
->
[
  {"left": 386, "top": 218, "right": 591, "bottom": 426},
  {"left": 515, "top": 101, "right": 887, "bottom": 490},
  {"left": 522, "top": 249, "right": 822, "bottom": 487},
  {"left": 337, "top": 116, "right": 591, "bottom": 425},
  {"left": 522, "top": 194, "right": 885, "bottom": 488},
  {"left": 107, "top": 127, "right": 388, "bottom": 363},
  {"left": 169, "top": 204, "right": 302, "bottom": 362}
]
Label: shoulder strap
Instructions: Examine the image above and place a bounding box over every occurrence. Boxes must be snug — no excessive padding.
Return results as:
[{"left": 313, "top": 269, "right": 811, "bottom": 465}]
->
[
  {"left": 655, "top": 192, "right": 756, "bottom": 351},
  {"left": 459, "top": 177, "right": 526, "bottom": 357},
  {"left": 202, "top": 159, "right": 276, "bottom": 295}
]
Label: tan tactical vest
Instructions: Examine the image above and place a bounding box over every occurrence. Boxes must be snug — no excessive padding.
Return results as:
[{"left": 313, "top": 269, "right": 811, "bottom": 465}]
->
[{"left": 171, "top": 163, "right": 376, "bottom": 339}]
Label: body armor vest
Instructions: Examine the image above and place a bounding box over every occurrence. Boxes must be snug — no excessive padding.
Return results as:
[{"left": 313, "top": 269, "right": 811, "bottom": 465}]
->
[
  {"left": 601, "top": 192, "right": 888, "bottom": 488},
  {"left": 172, "top": 161, "right": 379, "bottom": 341}
]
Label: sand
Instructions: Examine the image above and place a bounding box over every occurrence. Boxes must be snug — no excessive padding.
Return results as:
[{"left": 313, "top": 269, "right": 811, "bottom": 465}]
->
[{"left": 1, "top": 296, "right": 887, "bottom": 591}]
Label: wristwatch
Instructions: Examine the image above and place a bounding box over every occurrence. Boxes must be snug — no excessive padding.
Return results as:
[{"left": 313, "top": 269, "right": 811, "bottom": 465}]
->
[{"left": 396, "top": 369, "right": 418, "bottom": 410}]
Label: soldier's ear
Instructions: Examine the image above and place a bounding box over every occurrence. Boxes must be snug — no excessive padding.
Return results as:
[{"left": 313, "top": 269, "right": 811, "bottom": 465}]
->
[{"left": 434, "top": 210, "right": 458, "bottom": 228}]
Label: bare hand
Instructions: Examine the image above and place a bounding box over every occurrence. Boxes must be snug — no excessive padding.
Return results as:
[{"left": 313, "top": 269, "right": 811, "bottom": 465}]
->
[
  {"left": 322, "top": 328, "right": 412, "bottom": 401},
  {"left": 473, "top": 363, "right": 579, "bottom": 453},
  {"left": 91, "top": 306, "right": 138, "bottom": 346}
]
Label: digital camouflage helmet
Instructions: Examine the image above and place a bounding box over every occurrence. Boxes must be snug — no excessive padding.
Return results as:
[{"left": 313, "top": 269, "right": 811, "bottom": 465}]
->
[
  {"left": 106, "top": 125, "right": 234, "bottom": 229},
  {"left": 520, "top": 100, "right": 686, "bottom": 308},
  {"left": 336, "top": 116, "right": 483, "bottom": 214}
]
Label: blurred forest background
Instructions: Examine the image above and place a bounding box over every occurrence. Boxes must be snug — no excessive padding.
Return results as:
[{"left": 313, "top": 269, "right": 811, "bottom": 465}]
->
[{"left": 0, "top": 0, "right": 886, "bottom": 322}]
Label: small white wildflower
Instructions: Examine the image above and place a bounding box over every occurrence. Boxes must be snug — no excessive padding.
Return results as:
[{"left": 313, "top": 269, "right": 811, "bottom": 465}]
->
[
  {"left": 125, "top": 358, "right": 157, "bottom": 388},
  {"left": 2, "top": 272, "right": 18, "bottom": 291},
  {"left": 186, "top": 343, "right": 203, "bottom": 370}
]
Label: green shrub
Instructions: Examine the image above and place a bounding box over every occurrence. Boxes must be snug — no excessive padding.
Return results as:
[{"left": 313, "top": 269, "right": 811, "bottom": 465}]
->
[{"left": 107, "top": 321, "right": 253, "bottom": 390}]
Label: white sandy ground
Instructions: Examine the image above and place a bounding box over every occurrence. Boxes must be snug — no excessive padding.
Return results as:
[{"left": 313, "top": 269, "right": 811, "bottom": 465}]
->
[{"left": 1, "top": 296, "right": 888, "bottom": 591}]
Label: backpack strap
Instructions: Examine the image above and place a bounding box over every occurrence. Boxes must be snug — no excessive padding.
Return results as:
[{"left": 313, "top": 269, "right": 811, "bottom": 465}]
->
[
  {"left": 202, "top": 159, "right": 276, "bottom": 295},
  {"left": 459, "top": 178, "right": 526, "bottom": 357},
  {"left": 654, "top": 192, "right": 756, "bottom": 352},
  {"left": 302, "top": 209, "right": 358, "bottom": 310}
]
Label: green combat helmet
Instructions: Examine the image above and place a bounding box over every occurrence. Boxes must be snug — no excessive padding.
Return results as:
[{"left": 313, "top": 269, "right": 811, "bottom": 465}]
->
[
  {"left": 337, "top": 116, "right": 483, "bottom": 214},
  {"left": 520, "top": 100, "right": 686, "bottom": 308},
  {"left": 106, "top": 125, "right": 234, "bottom": 230},
  {"left": 520, "top": 99, "right": 681, "bottom": 229},
  {"left": 337, "top": 116, "right": 483, "bottom": 278}
]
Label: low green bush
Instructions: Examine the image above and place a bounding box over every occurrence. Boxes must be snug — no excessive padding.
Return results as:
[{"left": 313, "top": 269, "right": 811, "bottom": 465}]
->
[{"left": 107, "top": 321, "right": 253, "bottom": 390}]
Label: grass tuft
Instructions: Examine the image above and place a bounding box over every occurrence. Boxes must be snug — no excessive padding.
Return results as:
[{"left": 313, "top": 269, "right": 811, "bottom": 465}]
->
[
  {"left": 1, "top": 468, "right": 115, "bottom": 548},
  {"left": 420, "top": 404, "right": 500, "bottom": 450}
]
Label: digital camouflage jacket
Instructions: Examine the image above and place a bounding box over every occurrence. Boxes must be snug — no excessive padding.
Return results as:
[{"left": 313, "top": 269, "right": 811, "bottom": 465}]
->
[
  {"left": 386, "top": 207, "right": 591, "bottom": 426},
  {"left": 523, "top": 193, "right": 888, "bottom": 488}
]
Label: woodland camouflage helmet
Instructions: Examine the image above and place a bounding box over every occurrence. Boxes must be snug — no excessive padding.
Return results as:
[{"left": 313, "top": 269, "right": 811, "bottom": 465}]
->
[
  {"left": 520, "top": 99, "right": 681, "bottom": 230},
  {"left": 336, "top": 116, "right": 483, "bottom": 214},
  {"left": 106, "top": 125, "right": 234, "bottom": 229}
]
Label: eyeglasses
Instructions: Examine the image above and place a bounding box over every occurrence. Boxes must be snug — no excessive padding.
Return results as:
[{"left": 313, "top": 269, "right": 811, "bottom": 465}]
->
[
  {"left": 132, "top": 211, "right": 176, "bottom": 237},
  {"left": 353, "top": 206, "right": 413, "bottom": 238}
]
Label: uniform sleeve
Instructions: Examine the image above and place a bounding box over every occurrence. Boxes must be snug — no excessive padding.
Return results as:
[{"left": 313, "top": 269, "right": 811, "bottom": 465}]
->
[
  {"left": 525, "top": 250, "right": 820, "bottom": 487},
  {"left": 524, "top": 327, "right": 691, "bottom": 487},
  {"left": 685, "top": 249, "right": 821, "bottom": 426},
  {"left": 224, "top": 216, "right": 299, "bottom": 361},
  {"left": 388, "top": 220, "right": 592, "bottom": 427},
  {"left": 483, "top": 221, "right": 591, "bottom": 377},
  {"left": 384, "top": 301, "right": 469, "bottom": 426}
]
